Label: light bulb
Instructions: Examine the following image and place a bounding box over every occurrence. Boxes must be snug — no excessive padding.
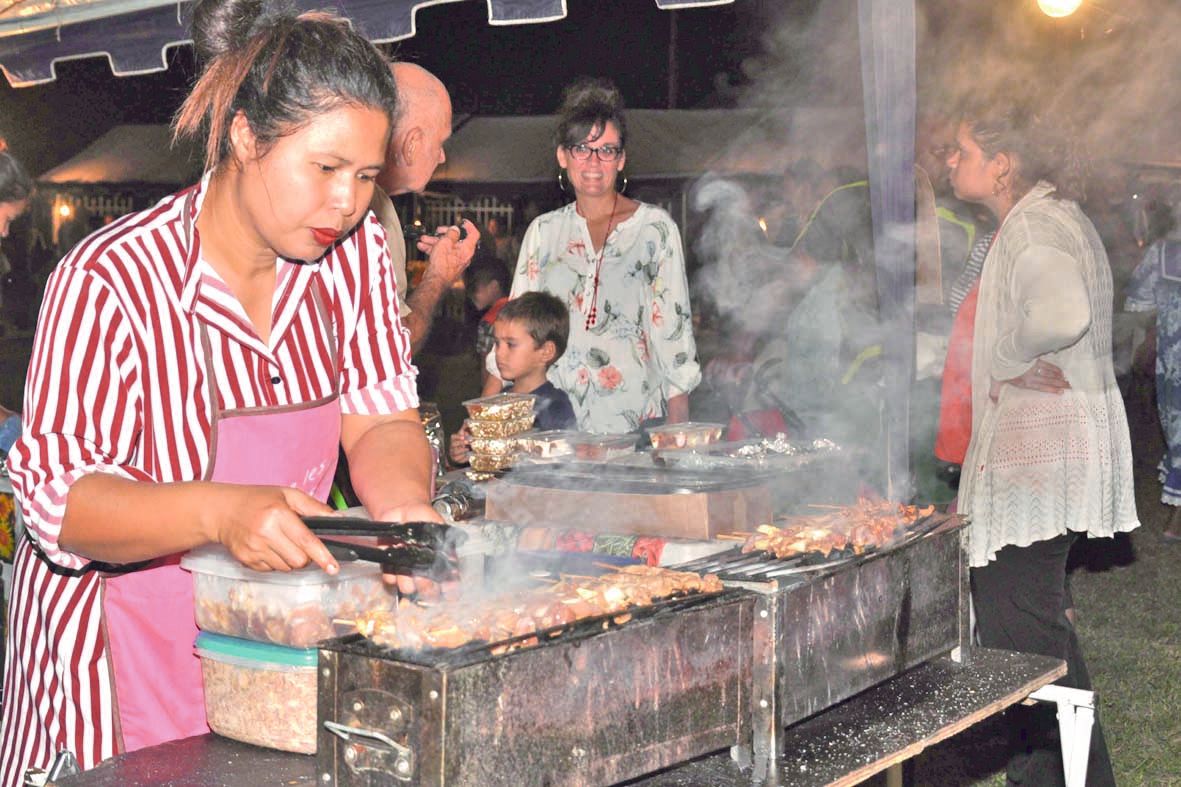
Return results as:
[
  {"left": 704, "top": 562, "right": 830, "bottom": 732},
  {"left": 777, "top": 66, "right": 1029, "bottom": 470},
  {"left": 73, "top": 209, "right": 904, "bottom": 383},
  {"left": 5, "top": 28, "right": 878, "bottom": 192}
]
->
[{"left": 1037, "top": 0, "right": 1083, "bottom": 18}]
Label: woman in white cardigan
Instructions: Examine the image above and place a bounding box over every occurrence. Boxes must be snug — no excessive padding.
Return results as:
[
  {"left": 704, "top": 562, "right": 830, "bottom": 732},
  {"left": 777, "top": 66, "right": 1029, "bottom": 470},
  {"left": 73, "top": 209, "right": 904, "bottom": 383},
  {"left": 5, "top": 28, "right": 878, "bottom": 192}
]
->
[{"left": 947, "top": 100, "right": 1138, "bottom": 786}]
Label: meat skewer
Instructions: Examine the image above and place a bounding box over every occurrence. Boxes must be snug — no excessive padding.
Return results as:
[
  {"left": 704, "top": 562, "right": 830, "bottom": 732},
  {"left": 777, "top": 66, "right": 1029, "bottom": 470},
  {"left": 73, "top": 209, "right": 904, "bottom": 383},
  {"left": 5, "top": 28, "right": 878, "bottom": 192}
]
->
[{"left": 352, "top": 565, "right": 723, "bottom": 654}]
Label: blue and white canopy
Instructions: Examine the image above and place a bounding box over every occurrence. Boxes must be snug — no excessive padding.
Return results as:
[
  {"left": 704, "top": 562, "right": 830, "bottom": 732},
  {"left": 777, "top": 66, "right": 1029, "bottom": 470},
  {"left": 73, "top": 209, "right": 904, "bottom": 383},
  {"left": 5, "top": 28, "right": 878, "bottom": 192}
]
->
[{"left": 0, "top": 0, "right": 734, "bottom": 87}]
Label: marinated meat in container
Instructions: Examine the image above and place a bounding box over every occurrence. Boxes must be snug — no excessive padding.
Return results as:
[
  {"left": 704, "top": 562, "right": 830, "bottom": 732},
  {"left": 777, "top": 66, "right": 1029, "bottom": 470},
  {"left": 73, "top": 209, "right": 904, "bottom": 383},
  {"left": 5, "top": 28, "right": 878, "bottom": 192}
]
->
[
  {"left": 195, "top": 632, "right": 318, "bottom": 754},
  {"left": 568, "top": 432, "right": 638, "bottom": 461},
  {"left": 513, "top": 429, "right": 578, "bottom": 459},
  {"left": 181, "top": 545, "right": 394, "bottom": 648},
  {"left": 645, "top": 421, "right": 725, "bottom": 450}
]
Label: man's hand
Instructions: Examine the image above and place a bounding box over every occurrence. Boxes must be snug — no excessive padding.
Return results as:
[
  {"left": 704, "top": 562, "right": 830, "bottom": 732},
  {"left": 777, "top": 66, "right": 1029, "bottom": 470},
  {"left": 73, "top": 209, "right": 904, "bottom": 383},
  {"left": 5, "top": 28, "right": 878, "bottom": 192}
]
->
[
  {"left": 990, "top": 359, "right": 1070, "bottom": 402},
  {"left": 417, "top": 219, "right": 480, "bottom": 286}
]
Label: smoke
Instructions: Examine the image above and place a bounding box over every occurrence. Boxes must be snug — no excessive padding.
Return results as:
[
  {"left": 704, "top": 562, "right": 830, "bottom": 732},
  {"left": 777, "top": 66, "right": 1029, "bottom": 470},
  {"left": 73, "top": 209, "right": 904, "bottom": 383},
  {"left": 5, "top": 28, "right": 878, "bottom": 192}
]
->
[{"left": 688, "top": 0, "right": 1178, "bottom": 493}]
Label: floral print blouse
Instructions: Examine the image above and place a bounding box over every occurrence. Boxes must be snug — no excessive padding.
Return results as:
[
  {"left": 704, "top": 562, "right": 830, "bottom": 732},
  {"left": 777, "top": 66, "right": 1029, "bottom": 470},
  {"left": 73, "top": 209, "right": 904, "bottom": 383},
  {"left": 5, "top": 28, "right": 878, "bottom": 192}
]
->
[{"left": 510, "top": 202, "right": 701, "bottom": 433}]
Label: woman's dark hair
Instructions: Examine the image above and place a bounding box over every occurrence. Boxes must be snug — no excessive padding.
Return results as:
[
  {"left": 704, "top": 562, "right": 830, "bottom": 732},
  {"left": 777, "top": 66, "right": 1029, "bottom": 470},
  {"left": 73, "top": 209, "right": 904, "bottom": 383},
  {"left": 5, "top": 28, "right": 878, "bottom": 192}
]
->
[
  {"left": 498, "top": 291, "right": 570, "bottom": 360},
  {"left": 554, "top": 77, "right": 627, "bottom": 150},
  {"left": 958, "top": 96, "right": 1088, "bottom": 203},
  {"left": 174, "top": 0, "right": 398, "bottom": 169},
  {"left": 0, "top": 144, "right": 34, "bottom": 204}
]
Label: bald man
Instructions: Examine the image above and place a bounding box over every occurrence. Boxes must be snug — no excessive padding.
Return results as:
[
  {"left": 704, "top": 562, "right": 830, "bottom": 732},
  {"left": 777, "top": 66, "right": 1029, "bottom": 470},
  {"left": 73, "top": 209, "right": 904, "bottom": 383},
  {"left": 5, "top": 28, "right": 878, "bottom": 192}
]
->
[{"left": 371, "top": 62, "right": 477, "bottom": 354}]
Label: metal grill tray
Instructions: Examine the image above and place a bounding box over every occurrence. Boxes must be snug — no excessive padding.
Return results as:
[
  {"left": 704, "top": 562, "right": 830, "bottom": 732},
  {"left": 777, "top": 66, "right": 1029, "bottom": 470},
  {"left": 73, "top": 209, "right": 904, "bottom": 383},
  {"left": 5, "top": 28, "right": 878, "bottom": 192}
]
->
[
  {"left": 326, "top": 587, "right": 742, "bottom": 670},
  {"left": 503, "top": 461, "right": 768, "bottom": 494}
]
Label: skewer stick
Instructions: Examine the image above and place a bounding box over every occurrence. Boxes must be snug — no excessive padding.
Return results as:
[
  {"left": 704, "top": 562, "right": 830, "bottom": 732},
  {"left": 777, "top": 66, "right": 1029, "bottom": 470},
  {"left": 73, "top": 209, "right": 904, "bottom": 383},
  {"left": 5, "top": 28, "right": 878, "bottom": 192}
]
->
[{"left": 715, "top": 532, "right": 752, "bottom": 541}]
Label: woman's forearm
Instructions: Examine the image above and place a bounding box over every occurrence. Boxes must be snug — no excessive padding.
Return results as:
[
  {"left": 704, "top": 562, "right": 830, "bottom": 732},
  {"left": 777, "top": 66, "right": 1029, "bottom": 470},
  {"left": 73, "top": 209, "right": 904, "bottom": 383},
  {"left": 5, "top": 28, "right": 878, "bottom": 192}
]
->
[
  {"left": 345, "top": 417, "right": 434, "bottom": 517},
  {"left": 60, "top": 475, "right": 223, "bottom": 563}
]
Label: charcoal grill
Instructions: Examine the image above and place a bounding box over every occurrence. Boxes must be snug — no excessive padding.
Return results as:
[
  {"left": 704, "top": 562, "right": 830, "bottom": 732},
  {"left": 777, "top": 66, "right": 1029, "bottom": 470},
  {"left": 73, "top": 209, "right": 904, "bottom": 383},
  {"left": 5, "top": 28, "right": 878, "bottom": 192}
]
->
[
  {"left": 316, "top": 587, "right": 756, "bottom": 786},
  {"left": 674, "top": 513, "right": 970, "bottom": 775}
]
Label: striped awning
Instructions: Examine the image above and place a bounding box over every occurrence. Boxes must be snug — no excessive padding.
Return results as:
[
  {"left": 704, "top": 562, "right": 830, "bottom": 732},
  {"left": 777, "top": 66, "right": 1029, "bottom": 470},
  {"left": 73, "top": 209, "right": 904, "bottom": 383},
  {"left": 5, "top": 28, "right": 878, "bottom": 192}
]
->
[{"left": 0, "top": 0, "right": 735, "bottom": 87}]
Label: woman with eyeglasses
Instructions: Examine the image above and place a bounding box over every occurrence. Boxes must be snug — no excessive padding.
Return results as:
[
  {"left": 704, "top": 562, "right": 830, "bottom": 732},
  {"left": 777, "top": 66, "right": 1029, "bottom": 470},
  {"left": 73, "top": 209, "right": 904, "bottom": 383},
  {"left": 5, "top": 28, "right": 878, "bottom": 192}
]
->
[{"left": 486, "top": 78, "right": 700, "bottom": 434}]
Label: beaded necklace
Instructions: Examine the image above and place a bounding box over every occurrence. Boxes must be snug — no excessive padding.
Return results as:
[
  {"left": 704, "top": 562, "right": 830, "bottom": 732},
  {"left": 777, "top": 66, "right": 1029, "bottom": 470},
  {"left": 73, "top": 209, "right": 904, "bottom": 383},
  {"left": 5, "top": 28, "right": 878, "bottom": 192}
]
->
[{"left": 581, "top": 190, "right": 619, "bottom": 330}]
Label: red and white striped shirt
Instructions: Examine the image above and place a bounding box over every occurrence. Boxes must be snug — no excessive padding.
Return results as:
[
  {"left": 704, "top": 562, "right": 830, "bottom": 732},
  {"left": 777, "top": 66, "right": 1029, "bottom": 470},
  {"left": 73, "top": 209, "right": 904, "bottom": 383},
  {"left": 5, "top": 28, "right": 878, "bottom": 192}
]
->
[{"left": 0, "top": 176, "right": 416, "bottom": 782}]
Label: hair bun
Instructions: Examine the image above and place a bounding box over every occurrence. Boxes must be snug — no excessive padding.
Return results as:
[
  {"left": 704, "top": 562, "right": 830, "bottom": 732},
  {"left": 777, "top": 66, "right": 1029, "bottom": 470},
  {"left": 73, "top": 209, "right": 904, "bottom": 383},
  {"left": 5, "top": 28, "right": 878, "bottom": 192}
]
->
[
  {"left": 190, "top": 0, "right": 268, "bottom": 64},
  {"left": 558, "top": 77, "right": 624, "bottom": 117}
]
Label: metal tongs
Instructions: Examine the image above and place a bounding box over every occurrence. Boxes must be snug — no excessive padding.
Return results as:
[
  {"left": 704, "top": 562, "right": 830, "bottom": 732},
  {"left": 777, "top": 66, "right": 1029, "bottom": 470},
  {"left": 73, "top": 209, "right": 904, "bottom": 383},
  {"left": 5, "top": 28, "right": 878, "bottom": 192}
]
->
[{"left": 301, "top": 516, "right": 466, "bottom": 579}]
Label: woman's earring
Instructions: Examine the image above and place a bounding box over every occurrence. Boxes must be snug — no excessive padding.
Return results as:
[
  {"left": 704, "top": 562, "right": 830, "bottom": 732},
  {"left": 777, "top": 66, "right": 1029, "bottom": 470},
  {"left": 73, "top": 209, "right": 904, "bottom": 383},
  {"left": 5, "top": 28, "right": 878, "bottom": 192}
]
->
[
  {"left": 558, "top": 169, "right": 568, "bottom": 193},
  {"left": 616, "top": 172, "right": 628, "bottom": 195}
]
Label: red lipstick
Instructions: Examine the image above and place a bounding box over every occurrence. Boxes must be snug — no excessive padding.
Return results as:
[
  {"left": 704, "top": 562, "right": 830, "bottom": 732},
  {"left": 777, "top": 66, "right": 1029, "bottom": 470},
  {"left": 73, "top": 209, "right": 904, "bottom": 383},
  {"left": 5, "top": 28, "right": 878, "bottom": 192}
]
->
[{"left": 312, "top": 228, "right": 340, "bottom": 246}]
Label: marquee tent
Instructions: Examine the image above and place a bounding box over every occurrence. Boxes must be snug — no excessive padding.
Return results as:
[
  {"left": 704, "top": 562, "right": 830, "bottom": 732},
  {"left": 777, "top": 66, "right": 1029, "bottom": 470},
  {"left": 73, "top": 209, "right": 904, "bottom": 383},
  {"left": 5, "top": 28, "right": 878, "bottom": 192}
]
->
[{"left": 5, "top": 0, "right": 919, "bottom": 495}]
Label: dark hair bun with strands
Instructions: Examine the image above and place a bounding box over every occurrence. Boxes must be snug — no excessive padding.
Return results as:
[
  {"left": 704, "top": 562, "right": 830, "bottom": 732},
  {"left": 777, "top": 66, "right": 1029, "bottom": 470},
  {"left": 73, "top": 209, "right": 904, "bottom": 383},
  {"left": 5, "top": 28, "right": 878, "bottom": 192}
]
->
[
  {"left": 175, "top": 0, "right": 397, "bottom": 170},
  {"left": 554, "top": 77, "right": 627, "bottom": 150},
  {"left": 189, "top": 0, "right": 266, "bottom": 64}
]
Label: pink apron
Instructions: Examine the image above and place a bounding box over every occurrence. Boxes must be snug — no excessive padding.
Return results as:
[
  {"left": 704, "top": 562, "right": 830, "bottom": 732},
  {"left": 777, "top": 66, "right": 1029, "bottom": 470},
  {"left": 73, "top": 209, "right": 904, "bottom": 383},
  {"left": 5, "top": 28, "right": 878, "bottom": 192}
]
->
[{"left": 101, "top": 286, "right": 341, "bottom": 754}]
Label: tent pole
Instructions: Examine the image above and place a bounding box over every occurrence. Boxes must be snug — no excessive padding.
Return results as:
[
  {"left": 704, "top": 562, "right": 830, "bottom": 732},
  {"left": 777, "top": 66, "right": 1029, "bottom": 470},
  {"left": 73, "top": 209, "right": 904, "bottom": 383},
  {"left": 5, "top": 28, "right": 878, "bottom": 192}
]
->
[{"left": 858, "top": 0, "right": 916, "bottom": 501}]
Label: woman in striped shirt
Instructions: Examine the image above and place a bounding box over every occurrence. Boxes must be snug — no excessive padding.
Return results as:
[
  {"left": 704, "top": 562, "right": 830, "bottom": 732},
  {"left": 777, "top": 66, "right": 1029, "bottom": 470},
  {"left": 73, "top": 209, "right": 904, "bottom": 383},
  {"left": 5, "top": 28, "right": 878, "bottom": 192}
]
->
[{"left": 0, "top": 0, "right": 476, "bottom": 780}]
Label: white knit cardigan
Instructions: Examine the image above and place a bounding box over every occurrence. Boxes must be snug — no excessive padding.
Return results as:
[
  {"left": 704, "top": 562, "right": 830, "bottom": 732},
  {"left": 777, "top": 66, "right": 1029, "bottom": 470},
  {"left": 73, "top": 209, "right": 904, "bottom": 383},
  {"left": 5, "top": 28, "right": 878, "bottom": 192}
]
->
[{"left": 959, "top": 182, "right": 1140, "bottom": 567}]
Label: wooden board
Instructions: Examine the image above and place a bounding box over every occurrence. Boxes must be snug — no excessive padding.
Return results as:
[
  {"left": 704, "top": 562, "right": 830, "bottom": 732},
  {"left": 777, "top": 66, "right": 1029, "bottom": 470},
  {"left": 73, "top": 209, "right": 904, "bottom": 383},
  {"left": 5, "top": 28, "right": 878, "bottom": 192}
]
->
[{"left": 484, "top": 481, "right": 773, "bottom": 540}]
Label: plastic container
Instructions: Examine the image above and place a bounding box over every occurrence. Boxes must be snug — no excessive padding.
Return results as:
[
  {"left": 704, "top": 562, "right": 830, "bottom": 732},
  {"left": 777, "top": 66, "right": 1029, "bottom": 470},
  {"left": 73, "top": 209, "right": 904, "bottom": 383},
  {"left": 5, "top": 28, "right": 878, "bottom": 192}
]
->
[
  {"left": 568, "top": 432, "right": 639, "bottom": 461},
  {"left": 469, "top": 452, "right": 515, "bottom": 472},
  {"left": 468, "top": 435, "right": 518, "bottom": 455},
  {"left": 513, "top": 429, "right": 578, "bottom": 459},
  {"left": 195, "top": 632, "right": 318, "bottom": 754},
  {"left": 463, "top": 393, "right": 536, "bottom": 421},
  {"left": 181, "top": 545, "right": 394, "bottom": 648},
  {"left": 466, "top": 415, "right": 536, "bottom": 438},
  {"left": 646, "top": 422, "right": 726, "bottom": 450}
]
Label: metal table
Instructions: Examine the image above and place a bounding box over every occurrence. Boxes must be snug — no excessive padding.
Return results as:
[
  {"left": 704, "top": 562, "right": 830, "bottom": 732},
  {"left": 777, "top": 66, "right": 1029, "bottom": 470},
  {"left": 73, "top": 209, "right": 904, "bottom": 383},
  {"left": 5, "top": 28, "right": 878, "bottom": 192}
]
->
[{"left": 54, "top": 648, "right": 1066, "bottom": 787}]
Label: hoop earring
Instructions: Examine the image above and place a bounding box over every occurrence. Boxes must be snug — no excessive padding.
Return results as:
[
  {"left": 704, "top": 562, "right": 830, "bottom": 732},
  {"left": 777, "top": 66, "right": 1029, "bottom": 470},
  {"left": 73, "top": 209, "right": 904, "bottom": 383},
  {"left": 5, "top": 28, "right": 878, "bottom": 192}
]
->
[
  {"left": 558, "top": 169, "right": 569, "bottom": 193},
  {"left": 992, "top": 176, "right": 1004, "bottom": 197},
  {"left": 615, "top": 172, "right": 628, "bottom": 195}
]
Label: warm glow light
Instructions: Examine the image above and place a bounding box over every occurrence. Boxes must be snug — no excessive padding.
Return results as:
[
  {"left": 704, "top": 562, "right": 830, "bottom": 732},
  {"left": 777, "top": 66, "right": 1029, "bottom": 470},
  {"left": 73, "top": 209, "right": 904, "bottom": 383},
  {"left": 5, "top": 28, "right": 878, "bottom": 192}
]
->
[
  {"left": 57, "top": 203, "right": 73, "bottom": 219},
  {"left": 1037, "top": 0, "right": 1083, "bottom": 17},
  {"left": 757, "top": 217, "right": 768, "bottom": 237}
]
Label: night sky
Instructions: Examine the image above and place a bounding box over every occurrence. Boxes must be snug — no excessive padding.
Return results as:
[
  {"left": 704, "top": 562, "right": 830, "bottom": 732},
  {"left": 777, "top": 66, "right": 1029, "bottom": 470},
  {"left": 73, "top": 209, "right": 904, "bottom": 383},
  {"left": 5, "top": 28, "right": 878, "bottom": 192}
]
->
[{"left": 0, "top": 0, "right": 770, "bottom": 177}]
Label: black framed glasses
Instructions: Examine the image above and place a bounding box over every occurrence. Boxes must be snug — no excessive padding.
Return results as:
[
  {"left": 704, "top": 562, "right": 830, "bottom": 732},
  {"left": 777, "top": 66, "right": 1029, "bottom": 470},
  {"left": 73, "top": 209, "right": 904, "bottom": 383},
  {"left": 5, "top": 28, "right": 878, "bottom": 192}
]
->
[{"left": 567, "top": 143, "right": 623, "bottom": 162}]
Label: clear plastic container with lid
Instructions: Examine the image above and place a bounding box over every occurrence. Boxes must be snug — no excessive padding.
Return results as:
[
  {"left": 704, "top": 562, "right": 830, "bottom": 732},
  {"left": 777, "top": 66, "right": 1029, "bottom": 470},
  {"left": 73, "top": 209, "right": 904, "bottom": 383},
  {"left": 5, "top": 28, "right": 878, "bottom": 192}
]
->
[
  {"left": 181, "top": 545, "right": 394, "bottom": 648},
  {"left": 195, "top": 631, "right": 318, "bottom": 754},
  {"left": 462, "top": 392, "right": 536, "bottom": 421},
  {"left": 645, "top": 422, "right": 726, "bottom": 450},
  {"left": 513, "top": 429, "right": 579, "bottom": 459},
  {"left": 567, "top": 432, "right": 639, "bottom": 461}
]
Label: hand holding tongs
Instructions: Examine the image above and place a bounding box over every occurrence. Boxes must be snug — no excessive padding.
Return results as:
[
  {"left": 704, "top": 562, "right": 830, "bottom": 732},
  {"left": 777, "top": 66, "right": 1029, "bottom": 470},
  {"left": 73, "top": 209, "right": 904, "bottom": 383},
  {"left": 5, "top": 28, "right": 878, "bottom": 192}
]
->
[{"left": 300, "top": 516, "right": 466, "bottom": 579}]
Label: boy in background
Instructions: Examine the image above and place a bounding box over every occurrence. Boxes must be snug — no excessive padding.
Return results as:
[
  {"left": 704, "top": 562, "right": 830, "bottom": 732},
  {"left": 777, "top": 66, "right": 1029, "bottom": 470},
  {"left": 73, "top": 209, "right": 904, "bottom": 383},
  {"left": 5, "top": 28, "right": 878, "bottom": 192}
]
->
[
  {"left": 463, "top": 254, "right": 511, "bottom": 387},
  {"left": 450, "top": 292, "right": 576, "bottom": 464}
]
